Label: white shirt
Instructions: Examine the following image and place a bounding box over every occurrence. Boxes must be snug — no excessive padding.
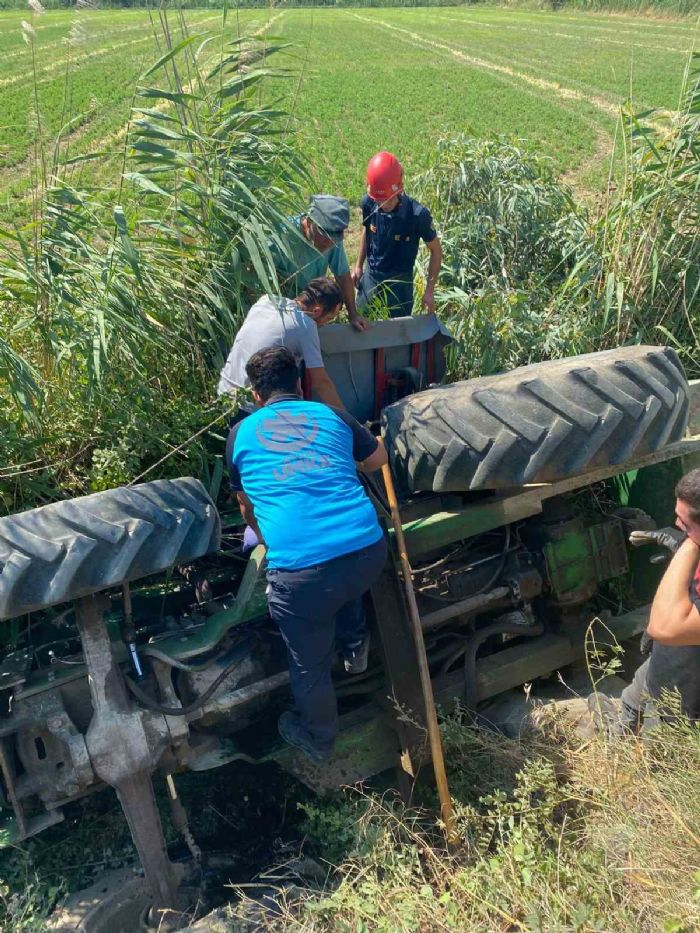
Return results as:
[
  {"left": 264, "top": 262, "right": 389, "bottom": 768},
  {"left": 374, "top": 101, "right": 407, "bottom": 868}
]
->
[{"left": 217, "top": 295, "right": 323, "bottom": 395}]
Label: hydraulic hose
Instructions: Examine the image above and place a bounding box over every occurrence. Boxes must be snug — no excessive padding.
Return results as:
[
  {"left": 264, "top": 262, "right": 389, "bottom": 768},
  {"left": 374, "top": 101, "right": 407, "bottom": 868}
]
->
[
  {"left": 462, "top": 619, "right": 544, "bottom": 713},
  {"left": 141, "top": 644, "right": 227, "bottom": 673},
  {"left": 124, "top": 649, "right": 246, "bottom": 717}
]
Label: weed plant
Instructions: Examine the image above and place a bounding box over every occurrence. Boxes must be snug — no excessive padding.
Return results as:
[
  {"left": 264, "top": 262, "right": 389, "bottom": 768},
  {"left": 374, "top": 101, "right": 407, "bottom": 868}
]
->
[
  {"left": 0, "top": 21, "right": 697, "bottom": 514},
  {"left": 416, "top": 55, "right": 699, "bottom": 383},
  {"left": 232, "top": 704, "right": 700, "bottom": 932},
  {"left": 0, "top": 8, "right": 304, "bottom": 512}
]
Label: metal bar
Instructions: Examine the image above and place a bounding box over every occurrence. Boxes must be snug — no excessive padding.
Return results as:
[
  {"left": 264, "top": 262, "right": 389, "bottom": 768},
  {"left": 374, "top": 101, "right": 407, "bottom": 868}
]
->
[
  {"left": 74, "top": 595, "right": 179, "bottom": 914},
  {"left": 194, "top": 670, "right": 290, "bottom": 720},
  {"left": 381, "top": 461, "right": 456, "bottom": 840},
  {"left": 420, "top": 586, "right": 512, "bottom": 631}
]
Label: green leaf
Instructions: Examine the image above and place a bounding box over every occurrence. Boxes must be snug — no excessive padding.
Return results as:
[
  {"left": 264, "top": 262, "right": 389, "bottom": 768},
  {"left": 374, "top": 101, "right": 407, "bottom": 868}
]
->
[
  {"left": 136, "top": 87, "right": 200, "bottom": 104},
  {"left": 123, "top": 172, "right": 170, "bottom": 197},
  {"left": 142, "top": 34, "right": 204, "bottom": 79}
]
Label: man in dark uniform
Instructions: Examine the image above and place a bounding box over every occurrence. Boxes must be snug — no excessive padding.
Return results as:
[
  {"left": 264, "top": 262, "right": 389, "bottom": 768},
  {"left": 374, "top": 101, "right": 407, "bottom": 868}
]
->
[
  {"left": 226, "top": 346, "right": 388, "bottom": 764},
  {"left": 352, "top": 151, "right": 442, "bottom": 319}
]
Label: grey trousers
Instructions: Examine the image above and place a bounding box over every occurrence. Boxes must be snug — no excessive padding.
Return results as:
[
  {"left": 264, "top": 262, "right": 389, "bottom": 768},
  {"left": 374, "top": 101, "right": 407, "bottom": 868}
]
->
[{"left": 619, "top": 657, "right": 650, "bottom": 733}]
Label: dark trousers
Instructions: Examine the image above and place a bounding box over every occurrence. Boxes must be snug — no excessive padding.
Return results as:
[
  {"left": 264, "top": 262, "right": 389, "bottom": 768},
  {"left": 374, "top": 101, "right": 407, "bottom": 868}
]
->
[
  {"left": 358, "top": 270, "right": 414, "bottom": 319},
  {"left": 266, "top": 535, "right": 387, "bottom": 753}
]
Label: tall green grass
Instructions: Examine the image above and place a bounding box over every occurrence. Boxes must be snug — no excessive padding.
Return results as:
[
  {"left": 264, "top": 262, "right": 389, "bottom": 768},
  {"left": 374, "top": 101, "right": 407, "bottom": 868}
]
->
[
  {"left": 416, "top": 54, "right": 699, "bottom": 382},
  {"left": 0, "top": 22, "right": 697, "bottom": 513},
  {"left": 0, "top": 10, "right": 304, "bottom": 512}
]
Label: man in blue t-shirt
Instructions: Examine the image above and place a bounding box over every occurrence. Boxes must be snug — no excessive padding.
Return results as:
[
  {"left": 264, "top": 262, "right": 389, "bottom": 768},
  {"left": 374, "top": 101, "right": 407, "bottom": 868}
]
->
[
  {"left": 352, "top": 151, "right": 443, "bottom": 319},
  {"left": 226, "top": 346, "right": 388, "bottom": 763}
]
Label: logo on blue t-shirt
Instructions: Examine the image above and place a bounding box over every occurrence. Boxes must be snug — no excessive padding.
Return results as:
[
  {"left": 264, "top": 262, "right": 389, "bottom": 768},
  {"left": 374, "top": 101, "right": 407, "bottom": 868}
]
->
[
  {"left": 232, "top": 400, "right": 382, "bottom": 569},
  {"left": 256, "top": 411, "right": 319, "bottom": 452}
]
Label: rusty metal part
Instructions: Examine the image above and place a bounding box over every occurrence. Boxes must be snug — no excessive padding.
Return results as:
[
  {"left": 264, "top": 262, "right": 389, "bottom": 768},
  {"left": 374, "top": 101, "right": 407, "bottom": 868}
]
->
[
  {"left": 192, "top": 670, "right": 290, "bottom": 722},
  {"left": 166, "top": 774, "right": 201, "bottom": 865},
  {"left": 369, "top": 558, "right": 428, "bottom": 786},
  {"left": 420, "top": 586, "right": 512, "bottom": 632},
  {"left": 177, "top": 649, "right": 267, "bottom": 730},
  {"left": 73, "top": 594, "right": 179, "bottom": 915},
  {"left": 14, "top": 692, "right": 93, "bottom": 805}
]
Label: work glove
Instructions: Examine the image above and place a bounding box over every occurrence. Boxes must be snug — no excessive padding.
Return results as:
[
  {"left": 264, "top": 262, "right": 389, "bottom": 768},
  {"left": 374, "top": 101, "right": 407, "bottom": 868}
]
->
[
  {"left": 628, "top": 527, "right": 685, "bottom": 554},
  {"left": 242, "top": 525, "right": 260, "bottom": 553}
]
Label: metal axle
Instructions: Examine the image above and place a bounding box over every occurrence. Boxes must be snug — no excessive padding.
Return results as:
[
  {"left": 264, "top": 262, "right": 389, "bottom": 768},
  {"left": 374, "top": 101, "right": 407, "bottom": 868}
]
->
[{"left": 74, "top": 595, "right": 180, "bottom": 914}]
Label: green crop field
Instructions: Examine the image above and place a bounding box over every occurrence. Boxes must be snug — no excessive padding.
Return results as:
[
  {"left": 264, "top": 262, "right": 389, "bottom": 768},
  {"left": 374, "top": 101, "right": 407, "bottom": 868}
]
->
[{"left": 0, "top": 4, "right": 697, "bottom": 218}]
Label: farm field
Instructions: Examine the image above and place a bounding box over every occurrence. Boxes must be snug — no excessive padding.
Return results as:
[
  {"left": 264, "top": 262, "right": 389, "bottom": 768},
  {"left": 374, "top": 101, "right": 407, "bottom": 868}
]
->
[{"left": 0, "top": 4, "right": 697, "bottom": 218}]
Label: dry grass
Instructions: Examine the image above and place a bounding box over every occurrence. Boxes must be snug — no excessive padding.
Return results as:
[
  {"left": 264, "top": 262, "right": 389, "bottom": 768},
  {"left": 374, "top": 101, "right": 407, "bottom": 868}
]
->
[{"left": 226, "top": 704, "right": 700, "bottom": 932}]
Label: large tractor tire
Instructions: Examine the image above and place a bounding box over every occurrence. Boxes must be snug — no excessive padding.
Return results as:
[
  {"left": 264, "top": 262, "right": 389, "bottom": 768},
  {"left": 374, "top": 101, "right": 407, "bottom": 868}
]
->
[
  {"left": 383, "top": 346, "right": 689, "bottom": 493},
  {"left": 0, "top": 478, "right": 221, "bottom": 619}
]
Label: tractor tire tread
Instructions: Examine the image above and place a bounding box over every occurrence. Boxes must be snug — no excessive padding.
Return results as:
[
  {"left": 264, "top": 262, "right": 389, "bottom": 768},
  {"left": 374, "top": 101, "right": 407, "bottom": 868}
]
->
[
  {"left": 0, "top": 478, "right": 221, "bottom": 619},
  {"left": 382, "top": 346, "right": 689, "bottom": 493}
]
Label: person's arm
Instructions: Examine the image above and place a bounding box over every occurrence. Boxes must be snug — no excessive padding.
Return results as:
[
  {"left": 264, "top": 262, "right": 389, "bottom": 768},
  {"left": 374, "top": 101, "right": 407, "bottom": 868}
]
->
[
  {"left": 235, "top": 491, "right": 265, "bottom": 548},
  {"left": 336, "top": 270, "right": 369, "bottom": 332},
  {"left": 647, "top": 537, "right": 700, "bottom": 644},
  {"left": 306, "top": 366, "right": 345, "bottom": 409},
  {"left": 331, "top": 408, "right": 386, "bottom": 472},
  {"left": 422, "top": 237, "right": 442, "bottom": 315},
  {"left": 358, "top": 436, "right": 388, "bottom": 473},
  {"left": 352, "top": 227, "right": 367, "bottom": 287}
]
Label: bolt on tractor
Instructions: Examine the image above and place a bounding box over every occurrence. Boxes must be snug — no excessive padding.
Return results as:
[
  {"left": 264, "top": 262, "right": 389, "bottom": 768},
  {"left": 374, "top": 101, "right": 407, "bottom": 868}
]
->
[{"left": 1, "top": 316, "right": 698, "bottom": 929}]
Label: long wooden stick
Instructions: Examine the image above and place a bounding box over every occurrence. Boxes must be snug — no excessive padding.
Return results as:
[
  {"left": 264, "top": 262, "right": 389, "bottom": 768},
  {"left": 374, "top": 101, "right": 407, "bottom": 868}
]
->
[{"left": 381, "top": 460, "right": 457, "bottom": 841}]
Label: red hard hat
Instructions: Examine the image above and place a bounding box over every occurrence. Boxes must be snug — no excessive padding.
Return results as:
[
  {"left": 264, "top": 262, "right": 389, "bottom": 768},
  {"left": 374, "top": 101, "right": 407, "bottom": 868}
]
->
[{"left": 366, "top": 151, "right": 403, "bottom": 202}]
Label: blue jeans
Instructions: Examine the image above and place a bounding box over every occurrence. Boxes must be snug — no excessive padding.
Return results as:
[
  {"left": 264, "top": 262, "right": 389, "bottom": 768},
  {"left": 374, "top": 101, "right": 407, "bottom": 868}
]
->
[
  {"left": 358, "top": 270, "right": 414, "bottom": 319},
  {"left": 266, "top": 535, "right": 387, "bottom": 753}
]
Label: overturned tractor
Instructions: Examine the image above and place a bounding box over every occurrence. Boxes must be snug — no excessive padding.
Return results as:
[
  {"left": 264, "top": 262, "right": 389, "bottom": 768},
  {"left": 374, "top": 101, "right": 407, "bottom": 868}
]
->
[{"left": 0, "top": 317, "right": 698, "bottom": 929}]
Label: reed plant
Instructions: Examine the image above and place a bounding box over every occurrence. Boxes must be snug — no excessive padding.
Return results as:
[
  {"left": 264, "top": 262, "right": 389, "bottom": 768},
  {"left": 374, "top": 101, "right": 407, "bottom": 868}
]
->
[
  {"left": 0, "top": 7, "right": 304, "bottom": 511},
  {"left": 417, "top": 54, "right": 699, "bottom": 382}
]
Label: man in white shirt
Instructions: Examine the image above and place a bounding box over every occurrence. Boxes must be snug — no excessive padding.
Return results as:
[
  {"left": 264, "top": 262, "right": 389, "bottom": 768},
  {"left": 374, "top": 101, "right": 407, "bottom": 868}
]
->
[{"left": 218, "top": 277, "right": 345, "bottom": 409}]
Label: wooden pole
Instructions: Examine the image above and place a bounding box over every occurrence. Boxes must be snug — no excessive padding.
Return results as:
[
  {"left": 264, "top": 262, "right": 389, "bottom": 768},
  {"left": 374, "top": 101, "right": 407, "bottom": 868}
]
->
[{"left": 380, "top": 460, "right": 457, "bottom": 842}]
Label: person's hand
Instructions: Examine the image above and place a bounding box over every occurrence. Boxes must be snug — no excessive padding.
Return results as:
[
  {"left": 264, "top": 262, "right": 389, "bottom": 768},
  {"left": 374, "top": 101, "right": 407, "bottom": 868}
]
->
[
  {"left": 629, "top": 527, "right": 686, "bottom": 554},
  {"left": 349, "top": 312, "right": 370, "bottom": 333},
  {"left": 351, "top": 266, "right": 363, "bottom": 288},
  {"left": 422, "top": 288, "right": 436, "bottom": 315}
]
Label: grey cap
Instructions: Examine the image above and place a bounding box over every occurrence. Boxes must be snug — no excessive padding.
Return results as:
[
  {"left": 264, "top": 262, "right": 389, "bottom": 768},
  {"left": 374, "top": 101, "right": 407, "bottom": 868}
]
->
[{"left": 307, "top": 195, "right": 349, "bottom": 242}]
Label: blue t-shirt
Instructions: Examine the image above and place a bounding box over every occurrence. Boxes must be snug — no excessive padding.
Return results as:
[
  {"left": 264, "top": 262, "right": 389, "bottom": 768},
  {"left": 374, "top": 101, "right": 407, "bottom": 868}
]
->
[
  {"left": 361, "top": 193, "right": 436, "bottom": 282},
  {"left": 227, "top": 397, "right": 383, "bottom": 570}
]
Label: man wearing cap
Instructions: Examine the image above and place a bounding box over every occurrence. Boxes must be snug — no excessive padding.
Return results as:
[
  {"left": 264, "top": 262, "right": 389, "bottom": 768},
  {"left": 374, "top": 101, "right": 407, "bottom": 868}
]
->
[
  {"left": 352, "top": 152, "right": 442, "bottom": 319},
  {"left": 272, "top": 195, "right": 369, "bottom": 333}
]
